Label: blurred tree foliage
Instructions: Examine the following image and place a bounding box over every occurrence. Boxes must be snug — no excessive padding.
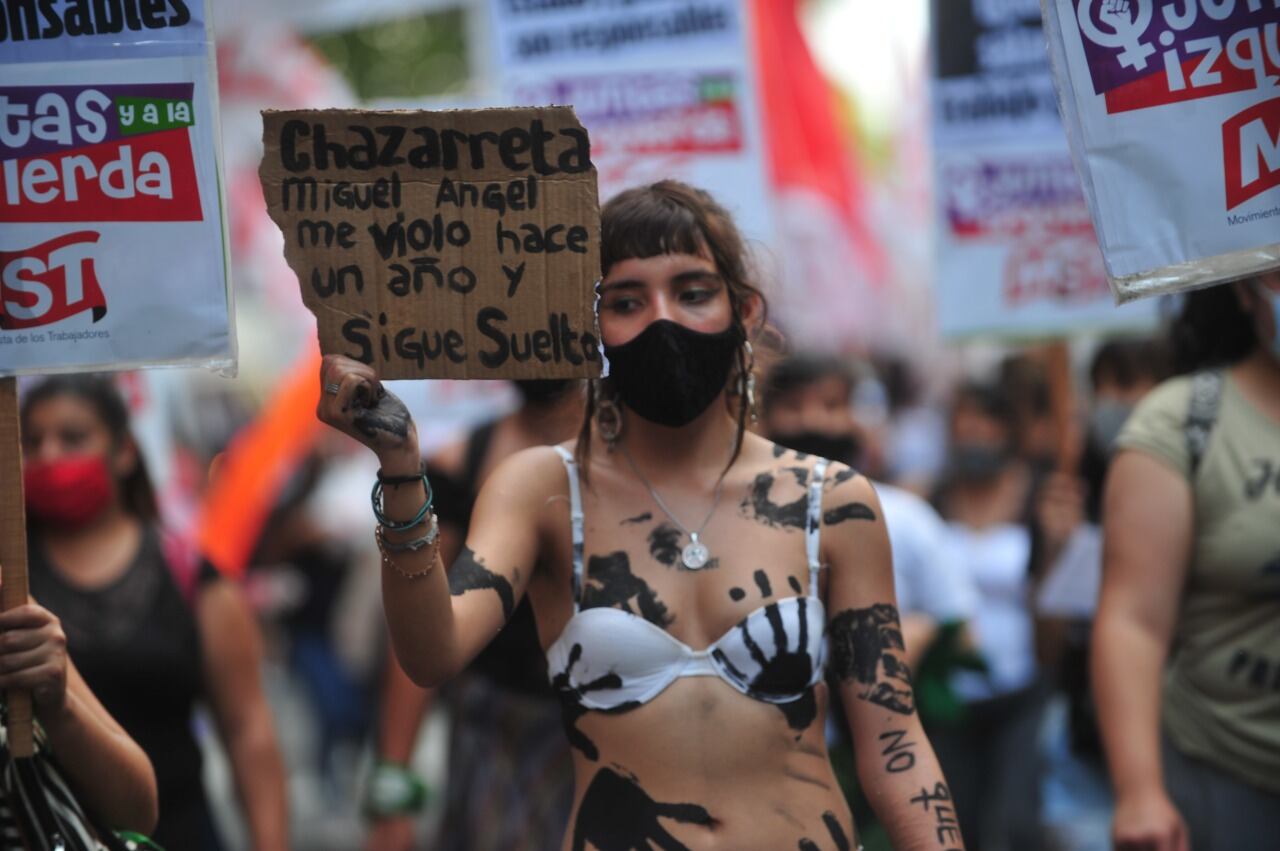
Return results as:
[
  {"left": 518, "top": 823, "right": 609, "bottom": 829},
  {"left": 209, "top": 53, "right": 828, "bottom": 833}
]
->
[{"left": 308, "top": 8, "right": 469, "bottom": 101}]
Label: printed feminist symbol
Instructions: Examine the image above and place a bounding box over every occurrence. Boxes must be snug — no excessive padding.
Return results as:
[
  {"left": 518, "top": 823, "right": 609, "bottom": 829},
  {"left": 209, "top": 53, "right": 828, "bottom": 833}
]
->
[{"left": 1076, "top": 0, "right": 1155, "bottom": 71}]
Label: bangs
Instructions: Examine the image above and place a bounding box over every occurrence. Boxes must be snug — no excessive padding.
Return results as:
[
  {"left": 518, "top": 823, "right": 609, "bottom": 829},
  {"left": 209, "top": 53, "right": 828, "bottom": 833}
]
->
[{"left": 600, "top": 187, "right": 709, "bottom": 274}]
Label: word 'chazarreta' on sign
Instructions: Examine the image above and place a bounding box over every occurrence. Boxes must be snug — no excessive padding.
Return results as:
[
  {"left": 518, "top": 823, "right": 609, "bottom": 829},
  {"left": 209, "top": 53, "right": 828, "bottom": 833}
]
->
[{"left": 259, "top": 106, "right": 604, "bottom": 380}]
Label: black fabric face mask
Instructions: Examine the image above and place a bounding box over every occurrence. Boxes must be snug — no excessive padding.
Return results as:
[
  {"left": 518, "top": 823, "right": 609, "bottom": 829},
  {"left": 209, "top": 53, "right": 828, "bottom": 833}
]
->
[
  {"left": 768, "top": 430, "right": 862, "bottom": 466},
  {"left": 604, "top": 320, "right": 741, "bottom": 428}
]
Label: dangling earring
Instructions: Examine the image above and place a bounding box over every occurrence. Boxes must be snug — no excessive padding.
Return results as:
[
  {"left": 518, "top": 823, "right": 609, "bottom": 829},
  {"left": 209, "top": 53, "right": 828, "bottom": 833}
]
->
[
  {"left": 594, "top": 382, "right": 623, "bottom": 448},
  {"left": 739, "top": 341, "right": 758, "bottom": 424}
]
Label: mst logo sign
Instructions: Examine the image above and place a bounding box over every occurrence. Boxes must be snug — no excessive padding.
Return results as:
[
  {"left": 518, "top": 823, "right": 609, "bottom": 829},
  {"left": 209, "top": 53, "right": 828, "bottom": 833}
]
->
[
  {"left": 0, "top": 231, "right": 107, "bottom": 330},
  {"left": 1224, "top": 96, "right": 1280, "bottom": 209}
]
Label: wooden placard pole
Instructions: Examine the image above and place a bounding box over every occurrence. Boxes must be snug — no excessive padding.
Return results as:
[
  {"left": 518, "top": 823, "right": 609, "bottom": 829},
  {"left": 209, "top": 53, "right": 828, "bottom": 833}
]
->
[
  {"left": 0, "top": 378, "right": 33, "bottom": 757},
  {"left": 1045, "top": 341, "right": 1081, "bottom": 476}
]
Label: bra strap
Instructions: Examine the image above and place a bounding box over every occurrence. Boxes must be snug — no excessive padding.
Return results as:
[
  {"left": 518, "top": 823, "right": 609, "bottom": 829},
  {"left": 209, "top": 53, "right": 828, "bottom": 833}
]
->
[
  {"left": 806, "top": 459, "right": 829, "bottom": 596},
  {"left": 553, "top": 446, "right": 585, "bottom": 610}
]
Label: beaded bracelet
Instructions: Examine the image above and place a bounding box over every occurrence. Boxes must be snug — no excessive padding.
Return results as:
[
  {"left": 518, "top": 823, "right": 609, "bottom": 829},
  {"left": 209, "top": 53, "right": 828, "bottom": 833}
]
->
[
  {"left": 370, "top": 468, "right": 434, "bottom": 531},
  {"left": 375, "top": 520, "right": 440, "bottom": 579}
]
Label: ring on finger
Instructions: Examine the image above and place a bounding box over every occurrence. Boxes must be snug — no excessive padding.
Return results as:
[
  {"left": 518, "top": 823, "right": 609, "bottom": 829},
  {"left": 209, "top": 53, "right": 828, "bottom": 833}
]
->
[{"left": 324, "top": 383, "right": 341, "bottom": 396}]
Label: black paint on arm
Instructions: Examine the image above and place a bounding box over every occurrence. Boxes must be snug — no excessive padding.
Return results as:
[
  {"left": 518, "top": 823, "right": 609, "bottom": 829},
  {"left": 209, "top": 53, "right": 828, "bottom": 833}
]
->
[
  {"left": 829, "top": 603, "right": 916, "bottom": 715},
  {"left": 447, "top": 546, "right": 515, "bottom": 621},
  {"left": 753, "top": 569, "right": 773, "bottom": 598},
  {"left": 823, "top": 502, "right": 877, "bottom": 525}
]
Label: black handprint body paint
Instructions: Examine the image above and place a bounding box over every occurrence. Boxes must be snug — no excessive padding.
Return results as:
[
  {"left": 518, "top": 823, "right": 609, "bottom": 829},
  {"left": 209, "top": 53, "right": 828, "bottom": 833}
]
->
[
  {"left": 829, "top": 603, "right": 915, "bottom": 715},
  {"left": 649, "top": 524, "right": 682, "bottom": 567},
  {"left": 713, "top": 598, "right": 821, "bottom": 736},
  {"left": 797, "top": 811, "right": 853, "bottom": 851},
  {"left": 448, "top": 547, "right": 515, "bottom": 621},
  {"left": 552, "top": 643, "right": 639, "bottom": 760},
  {"left": 572, "top": 766, "right": 712, "bottom": 851},
  {"left": 582, "top": 551, "right": 674, "bottom": 628},
  {"left": 741, "top": 467, "right": 810, "bottom": 530}
]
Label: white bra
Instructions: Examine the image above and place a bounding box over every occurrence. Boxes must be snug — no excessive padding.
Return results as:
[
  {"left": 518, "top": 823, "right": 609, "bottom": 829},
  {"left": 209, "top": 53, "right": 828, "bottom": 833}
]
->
[{"left": 545, "top": 447, "right": 829, "bottom": 710}]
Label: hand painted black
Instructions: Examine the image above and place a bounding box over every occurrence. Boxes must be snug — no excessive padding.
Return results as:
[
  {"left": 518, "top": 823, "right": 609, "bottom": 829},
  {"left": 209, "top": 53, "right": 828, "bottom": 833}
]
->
[
  {"left": 622, "top": 511, "right": 654, "bottom": 525},
  {"left": 788, "top": 575, "right": 804, "bottom": 595},
  {"left": 829, "top": 603, "right": 915, "bottom": 715},
  {"left": 729, "top": 587, "right": 746, "bottom": 602},
  {"left": 351, "top": 385, "right": 412, "bottom": 442},
  {"left": 571, "top": 766, "right": 712, "bottom": 851},
  {"left": 754, "top": 569, "right": 773, "bottom": 598},
  {"left": 583, "top": 551, "right": 675, "bottom": 628},
  {"left": 448, "top": 546, "right": 515, "bottom": 621}
]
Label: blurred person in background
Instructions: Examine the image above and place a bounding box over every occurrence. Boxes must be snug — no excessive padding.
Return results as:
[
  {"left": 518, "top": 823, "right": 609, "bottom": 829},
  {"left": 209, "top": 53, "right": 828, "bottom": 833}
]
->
[
  {"left": 761, "top": 353, "right": 979, "bottom": 672},
  {"left": 20, "top": 375, "right": 289, "bottom": 851},
  {"left": 872, "top": 354, "right": 948, "bottom": 498},
  {"left": 761, "top": 352, "right": 979, "bottom": 851},
  {"left": 1094, "top": 276, "right": 1280, "bottom": 851},
  {"left": 1034, "top": 338, "right": 1171, "bottom": 851},
  {"left": 930, "top": 380, "right": 1044, "bottom": 851},
  {"left": 365, "top": 379, "right": 582, "bottom": 851},
  {"left": 320, "top": 180, "right": 961, "bottom": 850},
  {"left": 0, "top": 594, "right": 159, "bottom": 841}
]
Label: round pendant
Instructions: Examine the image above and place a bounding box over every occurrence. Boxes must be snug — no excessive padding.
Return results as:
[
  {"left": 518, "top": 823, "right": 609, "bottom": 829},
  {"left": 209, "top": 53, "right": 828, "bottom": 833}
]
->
[{"left": 681, "top": 541, "right": 710, "bottom": 570}]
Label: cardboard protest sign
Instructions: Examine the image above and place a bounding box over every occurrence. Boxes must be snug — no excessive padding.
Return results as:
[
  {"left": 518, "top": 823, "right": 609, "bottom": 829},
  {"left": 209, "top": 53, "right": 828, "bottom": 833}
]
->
[
  {"left": 0, "top": 0, "right": 233, "bottom": 376},
  {"left": 260, "top": 107, "right": 603, "bottom": 380},
  {"left": 1042, "top": 0, "right": 1280, "bottom": 302},
  {"left": 931, "top": 0, "right": 1158, "bottom": 338}
]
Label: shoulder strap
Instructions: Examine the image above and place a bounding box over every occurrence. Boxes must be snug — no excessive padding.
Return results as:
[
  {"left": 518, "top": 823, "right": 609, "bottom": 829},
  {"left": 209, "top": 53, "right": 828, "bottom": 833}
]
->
[
  {"left": 1185, "top": 370, "right": 1224, "bottom": 478},
  {"left": 806, "top": 459, "right": 829, "bottom": 596},
  {"left": 552, "top": 446, "right": 585, "bottom": 609}
]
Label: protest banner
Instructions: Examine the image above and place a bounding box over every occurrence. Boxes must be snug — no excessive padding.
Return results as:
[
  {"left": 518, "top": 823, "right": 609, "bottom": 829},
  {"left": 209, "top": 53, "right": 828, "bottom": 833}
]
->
[
  {"left": 932, "top": 0, "right": 1158, "bottom": 338},
  {"left": 0, "top": 0, "right": 233, "bottom": 375},
  {"left": 1042, "top": 0, "right": 1280, "bottom": 302},
  {"left": 259, "top": 106, "right": 604, "bottom": 380},
  {"left": 486, "top": 0, "right": 774, "bottom": 262}
]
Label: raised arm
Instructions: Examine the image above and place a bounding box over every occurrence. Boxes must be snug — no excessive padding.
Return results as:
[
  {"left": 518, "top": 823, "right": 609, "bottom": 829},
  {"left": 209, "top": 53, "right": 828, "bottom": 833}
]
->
[
  {"left": 316, "top": 356, "right": 541, "bottom": 687},
  {"left": 824, "top": 473, "right": 965, "bottom": 851},
  {"left": 1093, "top": 450, "right": 1192, "bottom": 851}
]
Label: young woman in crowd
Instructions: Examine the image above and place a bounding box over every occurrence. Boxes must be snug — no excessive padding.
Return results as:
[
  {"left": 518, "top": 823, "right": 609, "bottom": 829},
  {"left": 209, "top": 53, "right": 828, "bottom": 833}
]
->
[
  {"left": 21, "top": 376, "right": 289, "bottom": 851},
  {"left": 319, "top": 181, "right": 962, "bottom": 850},
  {"left": 1095, "top": 276, "right": 1280, "bottom": 851}
]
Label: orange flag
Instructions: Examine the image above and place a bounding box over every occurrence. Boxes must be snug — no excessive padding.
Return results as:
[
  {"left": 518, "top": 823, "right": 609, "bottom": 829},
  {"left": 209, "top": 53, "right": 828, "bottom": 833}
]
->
[{"left": 198, "top": 346, "right": 323, "bottom": 578}]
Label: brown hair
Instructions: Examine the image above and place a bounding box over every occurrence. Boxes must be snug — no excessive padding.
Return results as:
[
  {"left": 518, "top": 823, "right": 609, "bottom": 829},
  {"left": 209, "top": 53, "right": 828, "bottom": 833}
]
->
[{"left": 577, "top": 180, "right": 769, "bottom": 475}]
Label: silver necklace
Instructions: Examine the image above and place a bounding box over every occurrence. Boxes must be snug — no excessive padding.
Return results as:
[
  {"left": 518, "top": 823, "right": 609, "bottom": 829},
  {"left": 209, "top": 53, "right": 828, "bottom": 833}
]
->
[{"left": 621, "top": 445, "right": 725, "bottom": 570}]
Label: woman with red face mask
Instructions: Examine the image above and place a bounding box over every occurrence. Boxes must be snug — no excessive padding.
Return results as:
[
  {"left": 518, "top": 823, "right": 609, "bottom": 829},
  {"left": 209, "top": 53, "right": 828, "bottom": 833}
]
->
[
  {"left": 20, "top": 375, "right": 289, "bottom": 851},
  {"left": 317, "top": 181, "right": 963, "bottom": 850}
]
